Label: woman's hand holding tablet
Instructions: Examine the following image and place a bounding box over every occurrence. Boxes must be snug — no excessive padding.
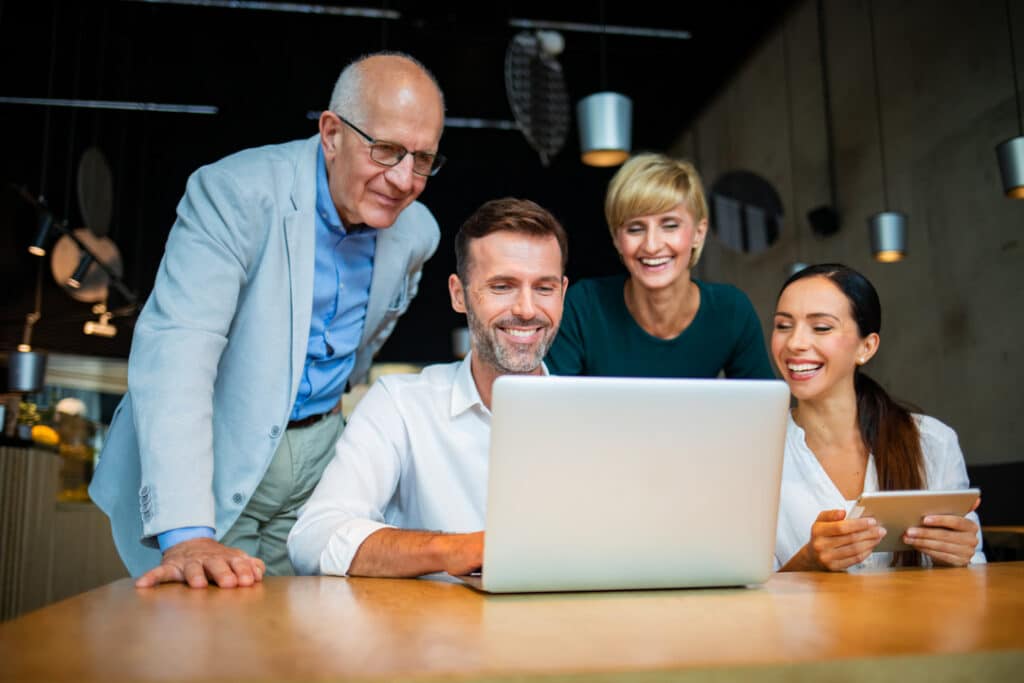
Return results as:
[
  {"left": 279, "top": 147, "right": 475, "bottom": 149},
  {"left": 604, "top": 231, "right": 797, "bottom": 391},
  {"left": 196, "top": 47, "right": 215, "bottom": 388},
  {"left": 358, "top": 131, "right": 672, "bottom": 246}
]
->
[{"left": 848, "top": 489, "right": 981, "bottom": 565}]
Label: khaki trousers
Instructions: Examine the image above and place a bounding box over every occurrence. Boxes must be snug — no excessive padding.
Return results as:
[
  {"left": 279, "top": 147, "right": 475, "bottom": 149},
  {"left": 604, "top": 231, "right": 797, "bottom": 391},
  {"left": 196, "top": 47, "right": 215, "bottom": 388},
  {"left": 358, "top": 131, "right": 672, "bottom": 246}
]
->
[{"left": 221, "top": 411, "right": 344, "bottom": 575}]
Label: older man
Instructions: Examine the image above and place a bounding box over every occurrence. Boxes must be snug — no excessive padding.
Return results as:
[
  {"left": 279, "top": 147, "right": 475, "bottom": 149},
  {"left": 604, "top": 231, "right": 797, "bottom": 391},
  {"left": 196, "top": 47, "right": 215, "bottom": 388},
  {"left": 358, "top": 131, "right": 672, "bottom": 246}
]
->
[
  {"left": 90, "top": 52, "right": 445, "bottom": 587},
  {"left": 288, "top": 198, "right": 568, "bottom": 578}
]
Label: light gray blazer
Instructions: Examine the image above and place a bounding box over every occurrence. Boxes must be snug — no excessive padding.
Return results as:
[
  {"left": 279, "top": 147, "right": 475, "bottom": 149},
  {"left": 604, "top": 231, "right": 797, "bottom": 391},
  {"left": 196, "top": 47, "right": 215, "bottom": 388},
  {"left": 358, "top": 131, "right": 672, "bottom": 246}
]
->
[{"left": 89, "top": 135, "right": 440, "bottom": 576}]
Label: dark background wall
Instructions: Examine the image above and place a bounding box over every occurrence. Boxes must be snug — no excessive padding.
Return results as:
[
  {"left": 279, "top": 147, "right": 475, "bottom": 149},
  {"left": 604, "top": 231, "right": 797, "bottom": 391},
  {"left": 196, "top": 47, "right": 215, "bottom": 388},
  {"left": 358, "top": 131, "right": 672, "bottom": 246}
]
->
[
  {"left": 672, "top": 0, "right": 1024, "bottom": 466},
  {"left": 0, "top": 0, "right": 792, "bottom": 364}
]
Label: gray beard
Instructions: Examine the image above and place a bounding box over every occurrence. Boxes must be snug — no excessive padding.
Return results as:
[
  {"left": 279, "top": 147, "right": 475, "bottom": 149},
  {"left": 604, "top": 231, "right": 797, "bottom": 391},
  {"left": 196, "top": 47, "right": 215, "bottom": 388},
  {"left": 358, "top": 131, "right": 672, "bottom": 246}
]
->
[{"left": 464, "top": 302, "right": 553, "bottom": 375}]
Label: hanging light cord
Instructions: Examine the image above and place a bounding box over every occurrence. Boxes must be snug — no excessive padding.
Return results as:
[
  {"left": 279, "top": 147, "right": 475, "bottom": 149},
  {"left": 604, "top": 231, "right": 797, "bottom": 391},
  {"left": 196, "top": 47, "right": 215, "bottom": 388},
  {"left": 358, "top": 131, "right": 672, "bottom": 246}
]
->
[
  {"left": 782, "top": 20, "right": 801, "bottom": 257},
  {"left": 599, "top": 0, "right": 608, "bottom": 91},
  {"left": 1007, "top": 0, "right": 1022, "bottom": 135},
  {"left": 867, "top": 0, "right": 890, "bottom": 210},
  {"left": 22, "top": 261, "right": 44, "bottom": 348},
  {"left": 62, "top": 10, "right": 85, "bottom": 219},
  {"left": 39, "top": 3, "right": 59, "bottom": 199},
  {"left": 816, "top": 0, "right": 839, "bottom": 212}
]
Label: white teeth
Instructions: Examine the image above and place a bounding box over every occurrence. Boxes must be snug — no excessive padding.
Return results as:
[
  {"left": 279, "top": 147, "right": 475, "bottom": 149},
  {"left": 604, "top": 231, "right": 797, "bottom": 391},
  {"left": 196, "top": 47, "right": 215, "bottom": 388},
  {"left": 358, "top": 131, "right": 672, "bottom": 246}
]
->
[
  {"left": 787, "top": 363, "right": 822, "bottom": 372},
  {"left": 640, "top": 257, "right": 671, "bottom": 266},
  {"left": 504, "top": 328, "right": 538, "bottom": 338}
]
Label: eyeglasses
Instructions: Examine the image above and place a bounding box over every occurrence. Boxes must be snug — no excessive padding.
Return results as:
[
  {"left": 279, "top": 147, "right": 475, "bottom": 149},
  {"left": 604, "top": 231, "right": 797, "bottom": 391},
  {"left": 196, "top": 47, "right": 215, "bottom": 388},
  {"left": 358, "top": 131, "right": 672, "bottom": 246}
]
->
[{"left": 337, "top": 115, "right": 446, "bottom": 177}]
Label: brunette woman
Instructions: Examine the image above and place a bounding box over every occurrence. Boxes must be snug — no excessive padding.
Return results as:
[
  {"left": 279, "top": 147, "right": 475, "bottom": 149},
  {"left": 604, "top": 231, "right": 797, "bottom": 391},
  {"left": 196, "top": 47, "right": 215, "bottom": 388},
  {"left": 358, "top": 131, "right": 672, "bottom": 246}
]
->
[{"left": 771, "top": 264, "right": 984, "bottom": 571}]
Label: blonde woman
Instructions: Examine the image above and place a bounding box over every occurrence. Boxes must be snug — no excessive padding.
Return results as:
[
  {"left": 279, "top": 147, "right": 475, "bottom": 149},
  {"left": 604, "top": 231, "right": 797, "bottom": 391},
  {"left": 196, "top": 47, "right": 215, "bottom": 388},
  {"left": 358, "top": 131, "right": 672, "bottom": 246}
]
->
[{"left": 546, "top": 153, "right": 772, "bottom": 378}]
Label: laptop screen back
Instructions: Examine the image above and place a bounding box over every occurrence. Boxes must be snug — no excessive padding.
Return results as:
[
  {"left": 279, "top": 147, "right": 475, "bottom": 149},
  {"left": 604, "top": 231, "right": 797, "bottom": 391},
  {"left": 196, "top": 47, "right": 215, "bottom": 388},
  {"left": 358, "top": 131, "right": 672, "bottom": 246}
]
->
[{"left": 482, "top": 376, "right": 790, "bottom": 593}]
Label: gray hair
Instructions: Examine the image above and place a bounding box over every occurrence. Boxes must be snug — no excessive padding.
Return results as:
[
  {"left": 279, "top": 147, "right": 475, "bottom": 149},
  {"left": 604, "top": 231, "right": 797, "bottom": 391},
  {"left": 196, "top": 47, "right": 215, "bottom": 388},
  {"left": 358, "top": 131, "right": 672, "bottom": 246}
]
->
[{"left": 328, "top": 51, "right": 444, "bottom": 126}]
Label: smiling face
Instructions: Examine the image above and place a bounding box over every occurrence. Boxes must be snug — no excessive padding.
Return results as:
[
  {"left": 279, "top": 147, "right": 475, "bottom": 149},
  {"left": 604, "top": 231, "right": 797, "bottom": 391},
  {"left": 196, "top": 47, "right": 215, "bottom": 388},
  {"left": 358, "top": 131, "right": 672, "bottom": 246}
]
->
[
  {"left": 611, "top": 203, "right": 707, "bottom": 293},
  {"left": 771, "top": 276, "right": 880, "bottom": 403},
  {"left": 319, "top": 57, "right": 444, "bottom": 229},
  {"left": 449, "top": 231, "right": 566, "bottom": 377}
]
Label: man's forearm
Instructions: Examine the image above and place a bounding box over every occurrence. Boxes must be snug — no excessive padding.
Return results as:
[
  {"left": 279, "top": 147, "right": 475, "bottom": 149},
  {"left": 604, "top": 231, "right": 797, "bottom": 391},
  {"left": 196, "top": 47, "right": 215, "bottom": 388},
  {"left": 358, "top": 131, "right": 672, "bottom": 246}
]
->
[{"left": 347, "top": 528, "right": 482, "bottom": 578}]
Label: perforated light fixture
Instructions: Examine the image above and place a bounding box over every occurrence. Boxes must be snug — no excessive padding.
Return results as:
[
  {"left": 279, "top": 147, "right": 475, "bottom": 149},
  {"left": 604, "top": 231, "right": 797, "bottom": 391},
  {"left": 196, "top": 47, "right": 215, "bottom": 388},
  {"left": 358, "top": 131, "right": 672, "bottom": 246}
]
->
[
  {"left": 577, "top": 92, "right": 632, "bottom": 166},
  {"left": 996, "top": 0, "right": 1024, "bottom": 198}
]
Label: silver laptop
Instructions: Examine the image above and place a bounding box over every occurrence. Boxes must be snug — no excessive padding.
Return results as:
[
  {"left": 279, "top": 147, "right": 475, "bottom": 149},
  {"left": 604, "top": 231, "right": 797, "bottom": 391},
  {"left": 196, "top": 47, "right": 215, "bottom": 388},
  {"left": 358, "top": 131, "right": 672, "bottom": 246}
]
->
[{"left": 462, "top": 375, "right": 790, "bottom": 593}]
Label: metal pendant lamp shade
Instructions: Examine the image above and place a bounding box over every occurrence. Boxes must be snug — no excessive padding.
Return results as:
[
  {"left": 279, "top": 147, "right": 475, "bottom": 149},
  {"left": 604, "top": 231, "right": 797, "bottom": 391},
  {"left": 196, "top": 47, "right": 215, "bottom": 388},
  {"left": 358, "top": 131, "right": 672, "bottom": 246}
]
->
[
  {"left": 8, "top": 350, "right": 47, "bottom": 393},
  {"left": 869, "top": 211, "right": 907, "bottom": 262},
  {"left": 577, "top": 92, "right": 632, "bottom": 167},
  {"left": 996, "top": 136, "right": 1024, "bottom": 198},
  {"left": 788, "top": 262, "right": 810, "bottom": 277}
]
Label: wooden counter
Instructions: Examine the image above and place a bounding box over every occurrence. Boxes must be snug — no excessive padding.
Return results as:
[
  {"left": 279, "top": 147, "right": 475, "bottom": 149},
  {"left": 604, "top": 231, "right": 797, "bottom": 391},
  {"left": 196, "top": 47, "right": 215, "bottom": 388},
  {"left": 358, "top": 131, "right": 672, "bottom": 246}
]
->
[{"left": 2, "top": 563, "right": 1023, "bottom": 682}]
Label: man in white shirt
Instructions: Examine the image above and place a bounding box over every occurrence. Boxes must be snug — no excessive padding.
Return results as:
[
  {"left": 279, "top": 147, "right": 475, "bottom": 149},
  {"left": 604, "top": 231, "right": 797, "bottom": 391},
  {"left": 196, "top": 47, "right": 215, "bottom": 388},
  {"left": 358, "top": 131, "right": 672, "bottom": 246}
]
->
[{"left": 288, "top": 197, "right": 569, "bottom": 578}]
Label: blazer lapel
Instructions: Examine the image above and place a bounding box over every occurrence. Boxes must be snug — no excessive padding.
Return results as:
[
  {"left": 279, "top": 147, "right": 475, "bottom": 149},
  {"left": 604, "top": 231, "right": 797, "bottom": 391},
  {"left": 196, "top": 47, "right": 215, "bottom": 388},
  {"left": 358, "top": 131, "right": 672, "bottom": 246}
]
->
[
  {"left": 284, "top": 136, "right": 320, "bottom": 404},
  {"left": 361, "top": 223, "right": 409, "bottom": 347}
]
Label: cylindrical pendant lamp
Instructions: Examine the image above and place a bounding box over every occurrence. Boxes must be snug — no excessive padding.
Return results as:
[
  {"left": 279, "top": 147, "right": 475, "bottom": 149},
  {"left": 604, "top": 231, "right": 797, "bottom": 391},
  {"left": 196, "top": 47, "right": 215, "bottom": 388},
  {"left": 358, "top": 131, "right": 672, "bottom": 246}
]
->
[
  {"left": 8, "top": 350, "right": 47, "bottom": 393},
  {"left": 577, "top": 92, "right": 632, "bottom": 167},
  {"left": 996, "top": 136, "right": 1024, "bottom": 198},
  {"left": 869, "top": 211, "right": 907, "bottom": 262}
]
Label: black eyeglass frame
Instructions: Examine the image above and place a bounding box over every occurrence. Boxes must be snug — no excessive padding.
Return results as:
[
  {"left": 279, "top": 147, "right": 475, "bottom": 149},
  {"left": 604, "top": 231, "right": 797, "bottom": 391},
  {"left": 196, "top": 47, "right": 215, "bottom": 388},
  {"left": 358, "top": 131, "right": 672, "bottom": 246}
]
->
[{"left": 337, "top": 114, "right": 446, "bottom": 177}]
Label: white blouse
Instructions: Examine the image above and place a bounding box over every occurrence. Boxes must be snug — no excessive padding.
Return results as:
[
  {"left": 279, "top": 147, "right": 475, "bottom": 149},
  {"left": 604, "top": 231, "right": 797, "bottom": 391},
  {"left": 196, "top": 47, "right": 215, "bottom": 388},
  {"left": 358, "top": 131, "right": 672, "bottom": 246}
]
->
[{"left": 774, "top": 413, "right": 986, "bottom": 570}]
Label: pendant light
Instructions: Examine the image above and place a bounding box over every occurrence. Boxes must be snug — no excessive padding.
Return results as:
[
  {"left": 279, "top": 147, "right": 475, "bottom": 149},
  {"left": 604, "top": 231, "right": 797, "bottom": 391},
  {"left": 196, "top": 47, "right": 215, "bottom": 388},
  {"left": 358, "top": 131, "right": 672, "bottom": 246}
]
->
[
  {"left": 577, "top": 1, "right": 632, "bottom": 166},
  {"left": 9, "top": 263, "right": 47, "bottom": 393},
  {"left": 996, "top": 0, "right": 1024, "bottom": 198},
  {"left": 866, "top": 0, "right": 907, "bottom": 262}
]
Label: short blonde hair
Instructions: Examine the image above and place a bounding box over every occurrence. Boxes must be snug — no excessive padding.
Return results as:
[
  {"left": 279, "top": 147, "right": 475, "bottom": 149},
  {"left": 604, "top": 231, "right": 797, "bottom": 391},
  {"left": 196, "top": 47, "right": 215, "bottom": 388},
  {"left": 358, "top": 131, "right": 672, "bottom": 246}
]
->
[{"left": 605, "top": 153, "right": 709, "bottom": 268}]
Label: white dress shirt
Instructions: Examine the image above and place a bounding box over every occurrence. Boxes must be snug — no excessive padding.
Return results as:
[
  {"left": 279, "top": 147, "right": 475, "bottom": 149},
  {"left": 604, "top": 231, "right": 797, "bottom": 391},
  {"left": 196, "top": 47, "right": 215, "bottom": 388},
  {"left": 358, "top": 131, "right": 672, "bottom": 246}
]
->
[
  {"left": 288, "top": 355, "right": 493, "bottom": 576},
  {"left": 774, "top": 413, "right": 986, "bottom": 570}
]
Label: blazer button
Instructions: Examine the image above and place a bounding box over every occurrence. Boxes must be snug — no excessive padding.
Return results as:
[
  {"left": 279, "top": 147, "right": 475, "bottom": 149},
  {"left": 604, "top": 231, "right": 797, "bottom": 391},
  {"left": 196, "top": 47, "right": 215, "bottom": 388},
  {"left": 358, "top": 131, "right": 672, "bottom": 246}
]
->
[
  {"left": 270, "top": 425, "right": 281, "bottom": 438},
  {"left": 232, "top": 493, "right": 244, "bottom": 505}
]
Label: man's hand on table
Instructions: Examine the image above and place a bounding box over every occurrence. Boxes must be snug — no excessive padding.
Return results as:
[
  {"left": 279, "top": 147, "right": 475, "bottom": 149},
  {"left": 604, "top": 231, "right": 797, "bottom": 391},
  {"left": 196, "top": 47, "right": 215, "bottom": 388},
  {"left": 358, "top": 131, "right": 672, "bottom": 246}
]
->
[{"left": 135, "top": 537, "right": 266, "bottom": 589}]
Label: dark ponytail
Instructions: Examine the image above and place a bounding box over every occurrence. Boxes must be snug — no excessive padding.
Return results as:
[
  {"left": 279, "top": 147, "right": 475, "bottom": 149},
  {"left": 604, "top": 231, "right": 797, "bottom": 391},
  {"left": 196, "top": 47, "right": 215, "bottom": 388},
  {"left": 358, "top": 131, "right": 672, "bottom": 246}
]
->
[{"left": 782, "top": 265, "right": 925, "bottom": 566}]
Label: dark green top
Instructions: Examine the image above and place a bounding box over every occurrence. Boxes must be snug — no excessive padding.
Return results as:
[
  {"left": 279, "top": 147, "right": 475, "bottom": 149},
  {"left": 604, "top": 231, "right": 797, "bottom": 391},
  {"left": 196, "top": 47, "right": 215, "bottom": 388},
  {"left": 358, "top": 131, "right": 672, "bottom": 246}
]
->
[{"left": 546, "top": 274, "right": 775, "bottom": 379}]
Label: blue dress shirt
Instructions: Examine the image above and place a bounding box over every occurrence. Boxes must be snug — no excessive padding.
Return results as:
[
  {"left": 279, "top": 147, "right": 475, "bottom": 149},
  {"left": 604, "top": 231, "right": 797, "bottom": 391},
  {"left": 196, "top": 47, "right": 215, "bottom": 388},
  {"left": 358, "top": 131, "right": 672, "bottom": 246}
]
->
[{"left": 290, "top": 145, "right": 376, "bottom": 420}]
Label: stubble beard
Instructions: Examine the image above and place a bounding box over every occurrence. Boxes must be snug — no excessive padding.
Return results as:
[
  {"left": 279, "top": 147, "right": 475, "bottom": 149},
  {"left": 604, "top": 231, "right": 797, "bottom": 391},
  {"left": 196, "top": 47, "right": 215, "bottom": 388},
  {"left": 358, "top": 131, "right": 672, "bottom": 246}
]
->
[{"left": 464, "top": 301, "right": 553, "bottom": 375}]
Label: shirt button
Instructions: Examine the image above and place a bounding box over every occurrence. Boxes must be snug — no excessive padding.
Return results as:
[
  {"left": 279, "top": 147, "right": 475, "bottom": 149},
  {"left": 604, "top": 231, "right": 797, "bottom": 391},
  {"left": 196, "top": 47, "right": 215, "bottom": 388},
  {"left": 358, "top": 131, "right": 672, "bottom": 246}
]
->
[
  {"left": 270, "top": 425, "right": 281, "bottom": 437},
  {"left": 232, "top": 493, "right": 244, "bottom": 505}
]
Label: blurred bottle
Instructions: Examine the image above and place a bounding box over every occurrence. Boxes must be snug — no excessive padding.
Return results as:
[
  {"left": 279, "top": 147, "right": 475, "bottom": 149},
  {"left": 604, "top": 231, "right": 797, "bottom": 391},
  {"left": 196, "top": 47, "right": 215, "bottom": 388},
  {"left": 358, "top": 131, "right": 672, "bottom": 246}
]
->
[{"left": 53, "top": 400, "right": 95, "bottom": 502}]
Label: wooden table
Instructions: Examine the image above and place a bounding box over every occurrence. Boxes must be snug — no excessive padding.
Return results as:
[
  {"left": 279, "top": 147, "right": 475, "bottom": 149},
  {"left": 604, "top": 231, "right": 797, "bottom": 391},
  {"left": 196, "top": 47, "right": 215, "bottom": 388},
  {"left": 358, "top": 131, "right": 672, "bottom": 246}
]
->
[{"left": 3, "top": 563, "right": 1023, "bottom": 683}]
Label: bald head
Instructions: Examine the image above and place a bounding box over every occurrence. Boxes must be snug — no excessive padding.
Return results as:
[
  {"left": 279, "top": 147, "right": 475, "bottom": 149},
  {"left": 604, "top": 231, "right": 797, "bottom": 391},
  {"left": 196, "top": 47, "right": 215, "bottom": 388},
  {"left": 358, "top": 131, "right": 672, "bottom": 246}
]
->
[
  {"left": 329, "top": 52, "right": 445, "bottom": 128},
  {"left": 319, "top": 52, "right": 445, "bottom": 229}
]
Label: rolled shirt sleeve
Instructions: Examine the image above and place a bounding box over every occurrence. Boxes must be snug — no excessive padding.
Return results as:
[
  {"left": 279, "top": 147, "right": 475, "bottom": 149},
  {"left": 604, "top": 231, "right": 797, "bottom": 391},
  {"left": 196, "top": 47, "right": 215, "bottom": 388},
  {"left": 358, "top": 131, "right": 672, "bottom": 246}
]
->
[{"left": 287, "top": 381, "right": 407, "bottom": 575}]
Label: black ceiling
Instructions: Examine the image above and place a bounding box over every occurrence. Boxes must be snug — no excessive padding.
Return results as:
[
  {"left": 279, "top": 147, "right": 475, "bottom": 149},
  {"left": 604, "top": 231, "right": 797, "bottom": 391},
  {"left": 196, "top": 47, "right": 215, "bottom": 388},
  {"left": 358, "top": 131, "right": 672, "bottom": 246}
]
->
[{"left": 0, "top": 0, "right": 794, "bottom": 365}]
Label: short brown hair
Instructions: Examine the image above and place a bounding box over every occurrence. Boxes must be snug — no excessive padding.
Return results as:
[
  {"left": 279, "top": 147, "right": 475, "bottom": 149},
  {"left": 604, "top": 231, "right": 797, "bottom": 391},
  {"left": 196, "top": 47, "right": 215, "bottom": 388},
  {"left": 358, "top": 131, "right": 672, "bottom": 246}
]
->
[
  {"left": 605, "top": 153, "right": 709, "bottom": 268},
  {"left": 454, "top": 198, "right": 568, "bottom": 283}
]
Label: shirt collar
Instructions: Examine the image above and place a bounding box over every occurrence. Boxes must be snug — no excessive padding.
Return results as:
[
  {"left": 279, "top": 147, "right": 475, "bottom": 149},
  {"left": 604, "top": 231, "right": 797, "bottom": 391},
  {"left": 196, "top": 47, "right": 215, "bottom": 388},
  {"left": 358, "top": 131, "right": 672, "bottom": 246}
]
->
[
  {"left": 449, "top": 351, "right": 550, "bottom": 419},
  {"left": 450, "top": 352, "right": 485, "bottom": 418},
  {"left": 315, "top": 144, "right": 346, "bottom": 235}
]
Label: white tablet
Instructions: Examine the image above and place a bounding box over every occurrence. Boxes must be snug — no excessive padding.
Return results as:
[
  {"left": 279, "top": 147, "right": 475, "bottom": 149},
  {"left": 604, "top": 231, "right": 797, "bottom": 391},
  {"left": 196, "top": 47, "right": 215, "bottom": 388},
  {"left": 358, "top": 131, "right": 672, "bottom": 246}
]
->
[{"left": 848, "top": 489, "right": 981, "bottom": 552}]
